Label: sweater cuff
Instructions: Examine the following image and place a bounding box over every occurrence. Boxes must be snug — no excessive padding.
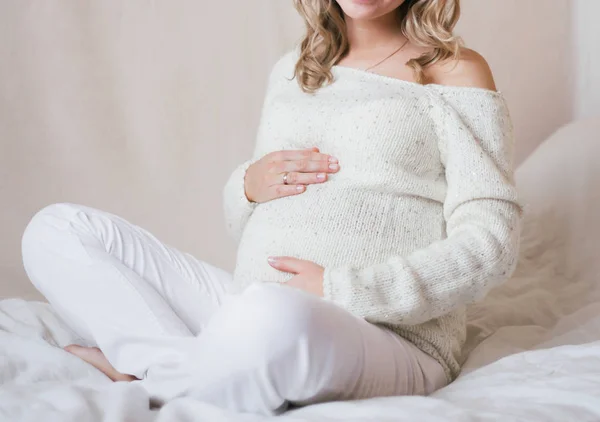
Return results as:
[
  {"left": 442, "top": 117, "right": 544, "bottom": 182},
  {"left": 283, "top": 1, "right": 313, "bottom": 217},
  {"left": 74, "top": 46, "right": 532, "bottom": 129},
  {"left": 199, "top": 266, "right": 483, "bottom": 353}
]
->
[
  {"left": 237, "top": 160, "right": 257, "bottom": 210},
  {"left": 223, "top": 160, "right": 258, "bottom": 240}
]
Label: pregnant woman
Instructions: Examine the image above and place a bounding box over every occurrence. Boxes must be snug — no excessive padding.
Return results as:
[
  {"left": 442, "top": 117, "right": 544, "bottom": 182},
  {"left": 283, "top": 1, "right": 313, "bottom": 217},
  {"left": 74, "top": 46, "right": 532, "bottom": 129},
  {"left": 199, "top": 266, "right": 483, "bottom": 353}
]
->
[{"left": 21, "top": 0, "right": 522, "bottom": 415}]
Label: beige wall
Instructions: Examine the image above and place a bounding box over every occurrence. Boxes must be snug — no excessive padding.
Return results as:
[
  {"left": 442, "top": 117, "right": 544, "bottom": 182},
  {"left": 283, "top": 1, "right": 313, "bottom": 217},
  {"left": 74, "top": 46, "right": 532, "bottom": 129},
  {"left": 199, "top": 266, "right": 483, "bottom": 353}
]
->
[
  {"left": 0, "top": 1, "right": 583, "bottom": 299},
  {"left": 458, "top": 0, "right": 574, "bottom": 162}
]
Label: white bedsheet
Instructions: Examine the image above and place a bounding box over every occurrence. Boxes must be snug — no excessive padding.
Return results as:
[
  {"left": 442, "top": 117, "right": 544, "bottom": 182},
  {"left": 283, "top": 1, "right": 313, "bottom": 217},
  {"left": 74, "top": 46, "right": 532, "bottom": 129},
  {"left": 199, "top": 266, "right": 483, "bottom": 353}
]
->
[{"left": 2, "top": 119, "right": 600, "bottom": 421}]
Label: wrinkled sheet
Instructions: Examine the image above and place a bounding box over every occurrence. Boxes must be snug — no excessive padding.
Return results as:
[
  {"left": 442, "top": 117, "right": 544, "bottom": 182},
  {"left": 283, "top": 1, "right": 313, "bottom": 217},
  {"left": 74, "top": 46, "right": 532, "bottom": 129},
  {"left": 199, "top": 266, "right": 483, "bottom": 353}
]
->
[{"left": 2, "top": 120, "right": 600, "bottom": 421}]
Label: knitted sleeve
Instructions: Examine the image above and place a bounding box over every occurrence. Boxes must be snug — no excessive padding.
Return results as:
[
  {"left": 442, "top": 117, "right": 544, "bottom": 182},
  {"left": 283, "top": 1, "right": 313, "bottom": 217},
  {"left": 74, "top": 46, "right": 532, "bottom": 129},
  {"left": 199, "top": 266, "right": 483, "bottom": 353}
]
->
[
  {"left": 222, "top": 51, "right": 294, "bottom": 242},
  {"left": 222, "top": 159, "right": 256, "bottom": 242},
  {"left": 322, "top": 87, "right": 523, "bottom": 326}
]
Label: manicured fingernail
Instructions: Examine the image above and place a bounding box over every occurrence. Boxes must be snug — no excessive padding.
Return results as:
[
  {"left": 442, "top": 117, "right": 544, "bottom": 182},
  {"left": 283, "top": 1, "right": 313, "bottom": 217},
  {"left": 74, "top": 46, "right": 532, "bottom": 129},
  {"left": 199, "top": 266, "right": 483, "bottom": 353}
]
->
[
  {"left": 268, "top": 257, "right": 278, "bottom": 265},
  {"left": 329, "top": 163, "right": 339, "bottom": 170},
  {"left": 328, "top": 156, "right": 338, "bottom": 163},
  {"left": 296, "top": 185, "right": 305, "bottom": 191},
  {"left": 317, "top": 173, "right": 326, "bottom": 181}
]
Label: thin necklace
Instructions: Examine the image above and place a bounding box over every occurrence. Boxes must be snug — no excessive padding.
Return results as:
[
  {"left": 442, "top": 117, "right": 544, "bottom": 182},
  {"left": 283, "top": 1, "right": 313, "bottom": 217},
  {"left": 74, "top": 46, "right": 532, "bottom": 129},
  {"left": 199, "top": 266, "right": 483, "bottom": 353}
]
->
[{"left": 364, "top": 38, "right": 410, "bottom": 72}]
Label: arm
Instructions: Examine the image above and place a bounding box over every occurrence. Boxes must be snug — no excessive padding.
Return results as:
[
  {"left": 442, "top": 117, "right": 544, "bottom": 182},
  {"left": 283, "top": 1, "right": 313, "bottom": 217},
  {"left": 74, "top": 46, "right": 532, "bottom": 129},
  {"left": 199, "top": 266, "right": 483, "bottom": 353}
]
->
[
  {"left": 322, "top": 55, "right": 523, "bottom": 326},
  {"left": 223, "top": 49, "right": 339, "bottom": 242},
  {"left": 223, "top": 159, "right": 257, "bottom": 242},
  {"left": 222, "top": 52, "right": 291, "bottom": 241}
]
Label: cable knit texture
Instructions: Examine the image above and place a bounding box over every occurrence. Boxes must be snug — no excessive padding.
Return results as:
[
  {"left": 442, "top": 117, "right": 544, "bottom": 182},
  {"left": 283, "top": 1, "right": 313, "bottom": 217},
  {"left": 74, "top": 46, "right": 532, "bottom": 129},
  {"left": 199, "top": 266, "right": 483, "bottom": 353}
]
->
[{"left": 223, "top": 50, "right": 522, "bottom": 381}]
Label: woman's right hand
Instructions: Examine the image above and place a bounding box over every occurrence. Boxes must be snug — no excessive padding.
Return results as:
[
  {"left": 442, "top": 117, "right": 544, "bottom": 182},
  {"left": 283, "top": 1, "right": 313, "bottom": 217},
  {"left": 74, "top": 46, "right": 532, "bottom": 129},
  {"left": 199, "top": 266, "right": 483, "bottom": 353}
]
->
[{"left": 244, "top": 147, "right": 339, "bottom": 203}]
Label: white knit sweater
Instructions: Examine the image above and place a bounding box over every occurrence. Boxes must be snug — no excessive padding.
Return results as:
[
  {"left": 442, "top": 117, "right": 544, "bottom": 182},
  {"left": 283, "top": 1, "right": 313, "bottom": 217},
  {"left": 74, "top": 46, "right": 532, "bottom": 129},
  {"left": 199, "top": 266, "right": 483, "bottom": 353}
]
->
[{"left": 223, "top": 50, "right": 522, "bottom": 381}]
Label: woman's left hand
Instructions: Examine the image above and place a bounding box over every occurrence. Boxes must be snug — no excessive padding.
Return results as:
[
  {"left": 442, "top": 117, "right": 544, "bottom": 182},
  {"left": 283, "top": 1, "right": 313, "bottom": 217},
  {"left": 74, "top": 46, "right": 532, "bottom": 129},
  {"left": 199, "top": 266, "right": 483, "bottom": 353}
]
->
[{"left": 268, "top": 256, "right": 324, "bottom": 297}]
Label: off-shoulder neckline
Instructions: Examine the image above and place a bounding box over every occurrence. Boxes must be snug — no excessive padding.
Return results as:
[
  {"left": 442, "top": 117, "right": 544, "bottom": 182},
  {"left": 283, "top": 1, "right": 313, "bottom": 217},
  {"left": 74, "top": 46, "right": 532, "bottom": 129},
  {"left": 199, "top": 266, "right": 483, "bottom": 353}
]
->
[{"left": 331, "top": 65, "right": 504, "bottom": 98}]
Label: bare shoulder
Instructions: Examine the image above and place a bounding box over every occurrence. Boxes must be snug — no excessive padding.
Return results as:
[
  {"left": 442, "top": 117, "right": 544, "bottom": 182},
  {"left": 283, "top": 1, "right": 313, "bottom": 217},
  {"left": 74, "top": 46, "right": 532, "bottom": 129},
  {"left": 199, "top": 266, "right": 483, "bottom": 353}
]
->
[{"left": 426, "top": 48, "right": 497, "bottom": 91}]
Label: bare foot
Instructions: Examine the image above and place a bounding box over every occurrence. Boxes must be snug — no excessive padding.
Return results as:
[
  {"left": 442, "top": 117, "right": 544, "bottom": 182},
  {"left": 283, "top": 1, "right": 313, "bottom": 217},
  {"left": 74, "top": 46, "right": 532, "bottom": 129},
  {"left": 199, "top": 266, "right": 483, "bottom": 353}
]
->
[{"left": 64, "top": 345, "right": 138, "bottom": 382}]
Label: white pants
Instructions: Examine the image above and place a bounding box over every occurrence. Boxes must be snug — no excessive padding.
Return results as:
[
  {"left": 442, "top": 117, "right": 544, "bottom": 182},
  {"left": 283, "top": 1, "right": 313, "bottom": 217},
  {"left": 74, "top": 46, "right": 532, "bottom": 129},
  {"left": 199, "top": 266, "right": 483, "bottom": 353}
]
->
[{"left": 21, "top": 203, "right": 447, "bottom": 414}]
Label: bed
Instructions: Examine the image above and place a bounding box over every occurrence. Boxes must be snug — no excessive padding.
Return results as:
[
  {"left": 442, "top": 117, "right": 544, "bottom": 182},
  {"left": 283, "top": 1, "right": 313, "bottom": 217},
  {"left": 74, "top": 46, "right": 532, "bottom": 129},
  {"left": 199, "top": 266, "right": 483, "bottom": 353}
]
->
[{"left": 1, "top": 118, "right": 600, "bottom": 421}]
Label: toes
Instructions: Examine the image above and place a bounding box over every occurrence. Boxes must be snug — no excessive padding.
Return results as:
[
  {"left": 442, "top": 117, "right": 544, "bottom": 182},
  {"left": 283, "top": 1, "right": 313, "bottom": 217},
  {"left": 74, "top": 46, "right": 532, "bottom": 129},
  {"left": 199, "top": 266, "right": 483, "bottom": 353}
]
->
[{"left": 63, "top": 345, "right": 138, "bottom": 382}]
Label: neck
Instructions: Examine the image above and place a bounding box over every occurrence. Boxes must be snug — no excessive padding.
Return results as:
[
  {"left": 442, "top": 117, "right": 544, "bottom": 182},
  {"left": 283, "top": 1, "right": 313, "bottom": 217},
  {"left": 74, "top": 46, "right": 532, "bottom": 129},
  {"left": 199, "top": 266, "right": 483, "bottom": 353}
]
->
[{"left": 345, "top": 11, "right": 405, "bottom": 51}]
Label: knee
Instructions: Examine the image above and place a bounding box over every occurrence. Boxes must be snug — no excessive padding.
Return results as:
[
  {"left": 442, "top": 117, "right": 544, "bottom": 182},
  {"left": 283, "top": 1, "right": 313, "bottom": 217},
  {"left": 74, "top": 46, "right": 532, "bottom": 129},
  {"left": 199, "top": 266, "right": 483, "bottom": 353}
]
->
[
  {"left": 223, "top": 284, "right": 330, "bottom": 355},
  {"left": 22, "top": 203, "right": 81, "bottom": 251},
  {"left": 22, "top": 203, "right": 87, "bottom": 282},
  {"left": 219, "top": 285, "right": 344, "bottom": 403}
]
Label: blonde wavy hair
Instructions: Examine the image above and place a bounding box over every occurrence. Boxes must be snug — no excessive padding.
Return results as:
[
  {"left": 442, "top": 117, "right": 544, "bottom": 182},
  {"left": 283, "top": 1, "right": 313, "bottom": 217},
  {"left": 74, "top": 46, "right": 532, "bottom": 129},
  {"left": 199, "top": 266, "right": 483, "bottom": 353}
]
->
[{"left": 293, "top": 0, "right": 462, "bottom": 93}]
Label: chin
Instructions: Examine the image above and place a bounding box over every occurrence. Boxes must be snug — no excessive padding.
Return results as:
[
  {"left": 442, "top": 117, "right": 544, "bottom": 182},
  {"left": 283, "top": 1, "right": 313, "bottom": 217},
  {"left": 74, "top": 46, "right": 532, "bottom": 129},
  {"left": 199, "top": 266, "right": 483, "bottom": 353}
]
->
[{"left": 335, "top": 0, "right": 406, "bottom": 21}]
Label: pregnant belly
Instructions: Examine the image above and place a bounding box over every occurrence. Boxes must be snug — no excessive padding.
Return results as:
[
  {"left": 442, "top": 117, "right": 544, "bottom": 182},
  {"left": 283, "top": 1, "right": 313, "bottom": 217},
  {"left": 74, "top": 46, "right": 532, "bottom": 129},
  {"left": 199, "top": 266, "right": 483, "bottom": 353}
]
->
[{"left": 232, "top": 185, "right": 444, "bottom": 285}]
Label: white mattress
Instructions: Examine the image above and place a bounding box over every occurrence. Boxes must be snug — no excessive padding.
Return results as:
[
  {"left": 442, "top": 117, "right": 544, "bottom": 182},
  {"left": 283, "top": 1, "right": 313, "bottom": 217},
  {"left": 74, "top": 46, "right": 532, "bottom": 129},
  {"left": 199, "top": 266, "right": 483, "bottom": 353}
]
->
[{"left": 1, "top": 118, "right": 600, "bottom": 421}]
